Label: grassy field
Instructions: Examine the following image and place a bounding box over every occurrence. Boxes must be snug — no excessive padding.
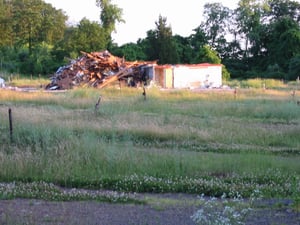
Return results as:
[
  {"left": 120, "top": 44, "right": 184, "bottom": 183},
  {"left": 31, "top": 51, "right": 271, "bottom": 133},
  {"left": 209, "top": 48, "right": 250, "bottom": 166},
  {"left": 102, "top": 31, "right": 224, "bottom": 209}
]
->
[{"left": 0, "top": 81, "right": 300, "bottom": 202}]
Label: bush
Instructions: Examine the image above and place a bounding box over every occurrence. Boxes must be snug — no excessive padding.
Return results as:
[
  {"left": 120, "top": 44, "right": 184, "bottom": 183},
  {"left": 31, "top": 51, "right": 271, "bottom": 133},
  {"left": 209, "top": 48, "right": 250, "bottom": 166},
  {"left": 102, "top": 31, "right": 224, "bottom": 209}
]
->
[{"left": 288, "top": 55, "right": 300, "bottom": 80}]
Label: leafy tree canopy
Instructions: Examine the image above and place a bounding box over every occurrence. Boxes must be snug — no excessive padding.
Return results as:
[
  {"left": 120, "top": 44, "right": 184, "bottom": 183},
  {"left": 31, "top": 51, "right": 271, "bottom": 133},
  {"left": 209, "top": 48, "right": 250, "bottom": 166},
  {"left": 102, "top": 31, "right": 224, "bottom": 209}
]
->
[{"left": 96, "top": 0, "right": 124, "bottom": 37}]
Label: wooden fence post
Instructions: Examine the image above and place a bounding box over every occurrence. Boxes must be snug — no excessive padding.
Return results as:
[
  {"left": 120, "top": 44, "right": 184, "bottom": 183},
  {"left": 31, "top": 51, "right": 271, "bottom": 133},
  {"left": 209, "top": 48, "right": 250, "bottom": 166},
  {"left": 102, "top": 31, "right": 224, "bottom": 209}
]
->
[{"left": 8, "top": 108, "right": 13, "bottom": 142}]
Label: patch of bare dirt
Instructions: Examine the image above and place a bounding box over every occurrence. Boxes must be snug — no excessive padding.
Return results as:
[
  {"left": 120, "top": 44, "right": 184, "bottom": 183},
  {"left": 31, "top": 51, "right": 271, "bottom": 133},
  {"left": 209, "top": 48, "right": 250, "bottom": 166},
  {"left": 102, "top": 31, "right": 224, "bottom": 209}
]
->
[{"left": 0, "top": 194, "right": 299, "bottom": 225}]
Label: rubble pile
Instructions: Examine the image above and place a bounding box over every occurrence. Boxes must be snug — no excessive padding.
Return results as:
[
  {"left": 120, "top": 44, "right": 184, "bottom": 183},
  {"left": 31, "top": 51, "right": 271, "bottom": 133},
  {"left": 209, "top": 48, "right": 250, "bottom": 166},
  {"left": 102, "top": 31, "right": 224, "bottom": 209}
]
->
[{"left": 46, "top": 50, "right": 155, "bottom": 90}]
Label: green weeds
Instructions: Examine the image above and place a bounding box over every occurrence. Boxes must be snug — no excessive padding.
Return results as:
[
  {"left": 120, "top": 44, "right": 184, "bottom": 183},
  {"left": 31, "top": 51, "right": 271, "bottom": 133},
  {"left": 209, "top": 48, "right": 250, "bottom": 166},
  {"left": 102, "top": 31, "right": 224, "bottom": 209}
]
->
[
  {"left": 0, "top": 182, "right": 141, "bottom": 203},
  {"left": 0, "top": 86, "right": 299, "bottom": 202}
]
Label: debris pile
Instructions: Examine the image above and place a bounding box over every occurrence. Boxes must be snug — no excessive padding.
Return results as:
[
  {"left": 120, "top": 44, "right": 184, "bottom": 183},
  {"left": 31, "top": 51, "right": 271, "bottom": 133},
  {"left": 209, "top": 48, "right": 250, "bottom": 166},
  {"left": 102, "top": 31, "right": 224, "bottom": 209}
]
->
[{"left": 46, "top": 50, "right": 156, "bottom": 90}]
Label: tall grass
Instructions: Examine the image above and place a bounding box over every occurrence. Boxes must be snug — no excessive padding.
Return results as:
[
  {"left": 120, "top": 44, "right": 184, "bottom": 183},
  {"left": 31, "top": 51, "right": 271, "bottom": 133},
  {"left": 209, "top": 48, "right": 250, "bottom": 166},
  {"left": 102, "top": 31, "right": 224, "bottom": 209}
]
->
[
  {"left": 0, "top": 86, "right": 300, "bottom": 197},
  {"left": 226, "top": 78, "right": 288, "bottom": 89}
]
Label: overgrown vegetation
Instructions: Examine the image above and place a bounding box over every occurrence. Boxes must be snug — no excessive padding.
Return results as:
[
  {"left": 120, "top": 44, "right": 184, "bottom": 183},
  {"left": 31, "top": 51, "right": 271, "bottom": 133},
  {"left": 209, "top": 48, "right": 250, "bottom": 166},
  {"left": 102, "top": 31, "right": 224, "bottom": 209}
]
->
[
  {"left": 0, "top": 182, "right": 140, "bottom": 203},
  {"left": 1, "top": 0, "right": 300, "bottom": 79},
  {"left": 0, "top": 84, "right": 299, "bottom": 205}
]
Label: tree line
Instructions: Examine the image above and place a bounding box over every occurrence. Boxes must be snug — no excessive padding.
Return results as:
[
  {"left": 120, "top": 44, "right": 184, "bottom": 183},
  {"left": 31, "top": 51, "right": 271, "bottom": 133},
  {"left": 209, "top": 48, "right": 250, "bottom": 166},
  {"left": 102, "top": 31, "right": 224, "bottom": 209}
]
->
[{"left": 0, "top": 0, "right": 300, "bottom": 80}]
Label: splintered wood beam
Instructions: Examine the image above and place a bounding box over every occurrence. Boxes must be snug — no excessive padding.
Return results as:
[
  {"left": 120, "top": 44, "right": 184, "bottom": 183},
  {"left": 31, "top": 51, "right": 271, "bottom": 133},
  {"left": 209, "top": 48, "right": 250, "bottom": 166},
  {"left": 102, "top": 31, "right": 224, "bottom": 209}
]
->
[{"left": 97, "top": 68, "right": 130, "bottom": 89}]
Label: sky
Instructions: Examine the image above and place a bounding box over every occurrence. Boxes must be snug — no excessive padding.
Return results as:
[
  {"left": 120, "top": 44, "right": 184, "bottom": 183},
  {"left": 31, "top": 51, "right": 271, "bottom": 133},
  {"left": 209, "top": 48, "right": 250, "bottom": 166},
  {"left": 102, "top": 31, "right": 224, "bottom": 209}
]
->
[{"left": 44, "top": 0, "right": 240, "bottom": 46}]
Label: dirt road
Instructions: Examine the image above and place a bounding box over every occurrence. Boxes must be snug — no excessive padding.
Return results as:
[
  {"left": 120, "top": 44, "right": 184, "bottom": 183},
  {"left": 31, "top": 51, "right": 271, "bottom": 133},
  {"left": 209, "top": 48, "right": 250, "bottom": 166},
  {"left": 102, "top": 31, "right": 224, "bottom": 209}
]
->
[{"left": 1, "top": 193, "right": 300, "bottom": 225}]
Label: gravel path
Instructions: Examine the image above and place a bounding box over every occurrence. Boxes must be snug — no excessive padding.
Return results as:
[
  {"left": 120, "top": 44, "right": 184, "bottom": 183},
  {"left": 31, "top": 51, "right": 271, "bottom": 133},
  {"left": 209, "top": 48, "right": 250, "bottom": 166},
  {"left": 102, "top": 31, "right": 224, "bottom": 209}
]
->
[{"left": 1, "top": 194, "right": 300, "bottom": 225}]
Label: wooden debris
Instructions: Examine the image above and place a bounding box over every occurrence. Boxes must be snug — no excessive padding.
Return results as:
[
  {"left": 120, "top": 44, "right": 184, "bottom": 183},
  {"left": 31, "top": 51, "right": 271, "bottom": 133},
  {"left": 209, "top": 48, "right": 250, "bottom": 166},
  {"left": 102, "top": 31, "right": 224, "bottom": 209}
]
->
[{"left": 46, "top": 50, "right": 156, "bottom": 90}]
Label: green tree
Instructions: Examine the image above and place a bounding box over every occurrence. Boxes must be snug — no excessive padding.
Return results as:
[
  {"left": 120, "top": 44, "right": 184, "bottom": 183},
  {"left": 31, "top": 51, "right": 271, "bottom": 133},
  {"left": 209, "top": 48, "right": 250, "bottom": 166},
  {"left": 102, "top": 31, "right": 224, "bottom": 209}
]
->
[
  {"left": 144, "top": 30, "right": 159, "bottom": 61},
  {"left": 200, "top": 3, "right": 231, "bottom": 56},
  {"left": 54, "top": 18, "right": 107, "bottom": 58},
  {"left": 12, "top": 0, "right": 44, "bottom": 54},
  {"left": 38, "top": 2, "right": 67, "bottom": 44},
  {"left": 10, "top": 0, "right": 66, "bottom": 53},
  {"left": 189, "top": 26, "right": 208, "bottom": 53},
  {"left": 111, "top": 42, "right": 147, "bottom": 61},
  {"left": 53, "top": 26, "right": 78, "bottom": 59},
  {"left": 267, "top": 17, "right": 300, "bottom": 73},
  {"left": 96, "top": 0, "right": 124, "bottom": 46},
  {"left": 288, "top": 55, "right": 300, "bottom": 80},
  {"left": 74, "top": 18, "right": 107, "bottom": 53},
  {"left": 236, "top": 0, "right": 263, "bottom": 59},
  {"left": 267, "top": 0, "right": 300, "bottom": 22},
  {"left": 0, "top": 0, "right": 14, "bottom": 46},
  {"left": 146, "top": 15, "right": 179, "bottom": 64},
  {"left": 0, "top": 0, "right": 67, "bottom": 75},
  {"left": 225, "top": 9, "right": 243, "bottom": 60},
  {"left": 195, "top": 45, "right": 221, "bottom": 64},
  {"left": 173, "top": 35, "right": 194, "bottom": 64}
]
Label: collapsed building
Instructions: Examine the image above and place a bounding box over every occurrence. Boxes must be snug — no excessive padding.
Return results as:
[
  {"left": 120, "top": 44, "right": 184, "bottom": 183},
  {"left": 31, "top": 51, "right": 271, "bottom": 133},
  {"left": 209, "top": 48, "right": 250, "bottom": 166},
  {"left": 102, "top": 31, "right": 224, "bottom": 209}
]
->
[
  {"left": 46, "top": 50, "right": 222, "bottom": 90},
  {"left": 46, "top": 50, "right": 156, "bottom": 90}
]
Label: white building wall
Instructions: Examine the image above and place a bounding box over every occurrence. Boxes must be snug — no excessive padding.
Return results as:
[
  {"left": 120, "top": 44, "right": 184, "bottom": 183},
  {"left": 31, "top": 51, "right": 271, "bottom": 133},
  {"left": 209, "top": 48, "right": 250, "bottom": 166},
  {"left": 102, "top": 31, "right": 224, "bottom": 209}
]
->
[
  {"left": 205, "top": 66, "right": 222, "bottom": 88},
  {"left": 173, "top": 65, "right": 222, "bottom": 89},
  {"left": 173, "top": 67, "right": 189, "bottom": 88}
]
